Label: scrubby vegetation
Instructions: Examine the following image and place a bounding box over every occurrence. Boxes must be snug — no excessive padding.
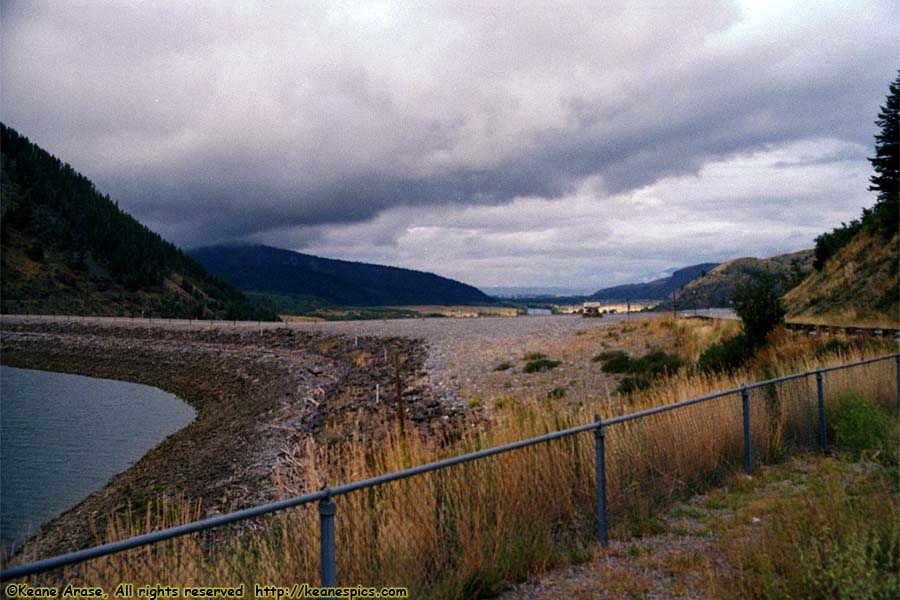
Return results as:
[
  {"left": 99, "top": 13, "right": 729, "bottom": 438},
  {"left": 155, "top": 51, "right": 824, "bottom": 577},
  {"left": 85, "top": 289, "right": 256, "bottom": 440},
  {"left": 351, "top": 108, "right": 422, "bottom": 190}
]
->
[
  {"left": 828, "top": 392, "right": 896, "bottom": 459},
  {"left": 15, "top": 315, "right": 893, "bottom": 599},
  {"left": 594, "top": 348, "right": 686, "bottom": 393},
  {"left": 523, "top": 357, "right": 561, "bottom": 373},
  {"left": 720, "top": 397, "right": 899, "bottom": 599},
  {"left": 698, "top": 277, "right": 785, "bottom": 373}
]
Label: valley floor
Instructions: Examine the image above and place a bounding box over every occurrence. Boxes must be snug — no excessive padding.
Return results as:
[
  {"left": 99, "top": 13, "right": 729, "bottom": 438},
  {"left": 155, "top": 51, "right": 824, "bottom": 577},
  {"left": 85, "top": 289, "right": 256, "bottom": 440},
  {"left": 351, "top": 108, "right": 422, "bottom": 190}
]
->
[{"left": 0, "top": 310, "right": 730, "bottom": 564}]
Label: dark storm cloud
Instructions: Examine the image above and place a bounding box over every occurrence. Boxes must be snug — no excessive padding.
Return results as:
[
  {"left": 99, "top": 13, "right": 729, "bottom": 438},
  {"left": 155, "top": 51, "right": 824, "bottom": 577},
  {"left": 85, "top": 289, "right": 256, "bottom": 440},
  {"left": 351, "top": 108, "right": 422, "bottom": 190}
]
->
[{"left": 1, "top": 0, "right": 898, "bottom": 256}]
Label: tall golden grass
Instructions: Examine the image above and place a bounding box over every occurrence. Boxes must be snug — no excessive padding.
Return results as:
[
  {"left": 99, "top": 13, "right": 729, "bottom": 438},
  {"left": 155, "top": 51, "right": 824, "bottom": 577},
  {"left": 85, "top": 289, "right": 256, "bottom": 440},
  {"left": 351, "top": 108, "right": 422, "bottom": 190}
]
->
[{"left": 11, "top": 321, "right": 897, "bottom": 599}]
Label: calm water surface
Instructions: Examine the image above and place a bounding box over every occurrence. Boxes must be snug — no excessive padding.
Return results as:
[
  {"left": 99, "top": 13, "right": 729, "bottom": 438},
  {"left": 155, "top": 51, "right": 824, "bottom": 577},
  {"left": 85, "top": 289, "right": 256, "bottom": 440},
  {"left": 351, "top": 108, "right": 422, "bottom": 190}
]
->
[{"left": 0, "top": 367, "right": 195, "bottom": 551}]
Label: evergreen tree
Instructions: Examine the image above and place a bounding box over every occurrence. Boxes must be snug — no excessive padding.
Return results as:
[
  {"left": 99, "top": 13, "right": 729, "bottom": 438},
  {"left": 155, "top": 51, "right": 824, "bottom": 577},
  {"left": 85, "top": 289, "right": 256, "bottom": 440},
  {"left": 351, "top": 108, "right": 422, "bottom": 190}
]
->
[{"left": 867, "top": 71, "right": 899, "bottom": 235}]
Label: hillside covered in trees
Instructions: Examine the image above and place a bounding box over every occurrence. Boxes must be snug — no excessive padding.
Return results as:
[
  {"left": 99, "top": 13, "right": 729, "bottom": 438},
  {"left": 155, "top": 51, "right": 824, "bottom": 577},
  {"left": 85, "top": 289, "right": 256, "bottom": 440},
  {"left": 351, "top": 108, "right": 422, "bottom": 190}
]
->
[
  {"left": 190, "top": 244, "right": 494, "bottom": 308},
  {"left": 0, "top": 123, "right": 273, "bottom": 319}
]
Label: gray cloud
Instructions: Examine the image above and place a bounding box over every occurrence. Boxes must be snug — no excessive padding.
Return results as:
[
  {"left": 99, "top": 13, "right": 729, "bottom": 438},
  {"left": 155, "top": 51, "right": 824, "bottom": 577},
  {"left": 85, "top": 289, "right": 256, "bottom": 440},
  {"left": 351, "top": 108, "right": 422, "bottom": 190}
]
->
[{"left": 1, "top": 0, "right": 897, "bottom": 285}]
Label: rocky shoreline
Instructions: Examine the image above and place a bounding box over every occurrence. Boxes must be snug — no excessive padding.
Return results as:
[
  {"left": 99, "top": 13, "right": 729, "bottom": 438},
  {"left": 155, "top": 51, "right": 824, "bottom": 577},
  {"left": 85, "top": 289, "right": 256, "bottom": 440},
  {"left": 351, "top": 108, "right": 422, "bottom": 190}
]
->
[{"left": 0, "top": 319, "right": 470, "bottom": 562}]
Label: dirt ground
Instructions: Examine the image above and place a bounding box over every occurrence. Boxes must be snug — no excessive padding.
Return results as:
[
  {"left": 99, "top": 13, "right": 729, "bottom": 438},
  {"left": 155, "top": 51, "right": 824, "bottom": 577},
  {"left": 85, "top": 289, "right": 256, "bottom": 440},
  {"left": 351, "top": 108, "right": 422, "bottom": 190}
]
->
[{"left": 0, "top": 310, "right": 731, "bottom": 562}]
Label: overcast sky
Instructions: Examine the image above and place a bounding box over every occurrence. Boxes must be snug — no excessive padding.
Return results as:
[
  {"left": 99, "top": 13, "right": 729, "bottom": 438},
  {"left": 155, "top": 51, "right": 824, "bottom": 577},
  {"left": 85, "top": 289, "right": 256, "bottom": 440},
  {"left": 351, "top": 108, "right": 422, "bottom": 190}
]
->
[{"left": 2, "top": 1, "right": 897, "bottom": 289}]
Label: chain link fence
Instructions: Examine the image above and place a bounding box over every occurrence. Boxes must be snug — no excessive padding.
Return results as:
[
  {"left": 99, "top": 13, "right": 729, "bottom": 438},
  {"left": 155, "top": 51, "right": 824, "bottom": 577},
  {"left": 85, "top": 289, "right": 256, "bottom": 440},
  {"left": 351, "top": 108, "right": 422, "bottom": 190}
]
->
[{"left": 3, "top": 354, "right": 897, "bottom": 598}]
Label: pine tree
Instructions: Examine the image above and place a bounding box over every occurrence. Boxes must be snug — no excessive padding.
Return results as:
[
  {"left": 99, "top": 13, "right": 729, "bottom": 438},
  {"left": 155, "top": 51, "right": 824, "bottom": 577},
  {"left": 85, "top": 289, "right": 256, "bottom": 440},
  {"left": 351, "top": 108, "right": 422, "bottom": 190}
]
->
[{"left": 867, "top": 72, "right": 899, "bottom": 235}]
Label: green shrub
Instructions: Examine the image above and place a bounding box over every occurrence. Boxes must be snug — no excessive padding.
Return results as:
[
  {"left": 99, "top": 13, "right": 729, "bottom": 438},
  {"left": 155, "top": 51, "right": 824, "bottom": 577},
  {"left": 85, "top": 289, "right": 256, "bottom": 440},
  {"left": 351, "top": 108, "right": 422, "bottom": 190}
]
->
[
  {"left": 596, "top": 350, "right": 632, "bottom": 373},
  {"left": 829, "top": 392, "right": 894, "bottom": 455},
  {"left": 618, "top": 374, "right": 651, "bottom": 394},
  {"left": 814, "top": 338, "right": 850, "bottom": 359},
  {"left": 523, "top": 358, "right": 561, "bottom": 373},
  {"left": 493, "top": 362, "right": 513, "bottom": 372},
  {"left": 814, "top": 219, "right": 863, "bottom": 270},
  {"left": 733, "top": 276, "right": 786, "bottom": 347},
  {"left": 596, "top": 349, "right": 684, "bottom": 394},
  {"left": 632, "top": 350, "right": 685, "bottom": 377},
  {"left": 698, "top": 334, "right": 753, "bottom": 373}
]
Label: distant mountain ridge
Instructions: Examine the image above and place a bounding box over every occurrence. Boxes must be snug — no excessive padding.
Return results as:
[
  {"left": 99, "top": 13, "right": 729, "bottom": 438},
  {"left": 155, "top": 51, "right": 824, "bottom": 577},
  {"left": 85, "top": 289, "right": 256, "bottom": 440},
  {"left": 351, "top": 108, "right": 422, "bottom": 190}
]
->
[
  {"left": 0, "top": 123, "right": 271, "bottom": 319},
  {"left": 189, "top": 244, "right": 494, "bottom": 307},
  {"left": 589, "top": 263, "right": 719, "bottom": 301}
]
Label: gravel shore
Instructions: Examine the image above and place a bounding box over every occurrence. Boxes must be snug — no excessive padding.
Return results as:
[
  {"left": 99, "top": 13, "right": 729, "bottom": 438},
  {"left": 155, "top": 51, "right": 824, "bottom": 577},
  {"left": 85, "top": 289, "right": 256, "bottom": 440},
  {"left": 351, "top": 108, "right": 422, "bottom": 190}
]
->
[
  {"left": 0, "top": 318, "right": 458, "bottom": 560},
  {"left": 0, "top": 310, "right": 732, "bottom": 561}
]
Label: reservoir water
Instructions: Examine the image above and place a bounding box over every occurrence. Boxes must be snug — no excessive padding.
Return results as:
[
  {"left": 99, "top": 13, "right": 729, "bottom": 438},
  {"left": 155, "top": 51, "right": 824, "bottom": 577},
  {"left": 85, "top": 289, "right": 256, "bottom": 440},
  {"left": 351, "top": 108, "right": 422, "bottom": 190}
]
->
[{"left": 0, "top": 367, "right": 195, "bottom": 552}]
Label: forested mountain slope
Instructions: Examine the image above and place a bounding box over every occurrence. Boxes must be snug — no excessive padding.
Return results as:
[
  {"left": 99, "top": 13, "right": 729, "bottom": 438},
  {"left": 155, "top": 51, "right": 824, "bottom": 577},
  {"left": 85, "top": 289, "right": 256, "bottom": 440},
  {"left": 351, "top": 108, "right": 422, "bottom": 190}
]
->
[
  {"left": 0, "top": 124, "right": 272, "bottom": 319},
  {"left": 190, "top": 244, "right": 494, "bottom": 307}
]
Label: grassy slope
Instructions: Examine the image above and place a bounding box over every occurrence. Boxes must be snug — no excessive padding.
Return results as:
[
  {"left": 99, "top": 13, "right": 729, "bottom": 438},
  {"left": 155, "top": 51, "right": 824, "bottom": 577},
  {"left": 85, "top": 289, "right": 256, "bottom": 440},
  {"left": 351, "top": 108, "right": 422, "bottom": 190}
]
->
[
  {"left": 783, "top": 230, "right": 899, "bottom": 328},
  {"left": 655, "top": 249, "right": 813, "bottom": 310}
]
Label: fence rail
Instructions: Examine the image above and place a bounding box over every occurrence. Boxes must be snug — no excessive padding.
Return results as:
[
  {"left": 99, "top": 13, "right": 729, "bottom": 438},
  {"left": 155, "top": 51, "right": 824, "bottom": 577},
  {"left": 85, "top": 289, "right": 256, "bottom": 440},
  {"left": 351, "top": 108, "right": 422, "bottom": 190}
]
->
[{"left": 3, "top": 353, "right": 898, "bottom": 590}]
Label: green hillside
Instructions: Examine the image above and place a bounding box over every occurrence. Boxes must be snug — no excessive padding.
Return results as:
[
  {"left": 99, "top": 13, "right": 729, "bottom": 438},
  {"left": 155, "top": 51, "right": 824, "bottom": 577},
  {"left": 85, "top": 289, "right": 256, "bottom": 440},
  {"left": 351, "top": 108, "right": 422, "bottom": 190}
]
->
[
  {"left": 654, "top": 250, "right": 813, "bottom": 311},
  {"left": 0, "top": 123, "right": 274, "bottom": 320}
]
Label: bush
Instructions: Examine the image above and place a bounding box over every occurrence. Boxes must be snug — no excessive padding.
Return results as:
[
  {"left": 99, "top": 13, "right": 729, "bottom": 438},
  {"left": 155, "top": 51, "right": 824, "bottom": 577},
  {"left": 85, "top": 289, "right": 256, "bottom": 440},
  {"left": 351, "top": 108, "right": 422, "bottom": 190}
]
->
[
  {"left": 814, "top": 220, "right": 863, "bottom": 270},
  {"left": 814, "top": 339, "right": 850, "bottom": 359},
  {"left": 595, "top": 350, "right": 632, "bottom": 373},
  {"left": 698, "top": 334, "right": 753, "bottom": 373},
  {"left": 493, "top": 362, "right": 513, "bottom": 372},
  {"left": 618, "top": 374, "right": 651, "bottom": 394},
  {"left": 595, "top": 349, "right": 685, "bottom": 394},
  {"left": 632, "top": 350, "right": 685, "bottom": 377},
  {"left": 523, "top": 358, "right": 561, "bottom": 373},
  {"left": 733, "top": 277, "right": 786, "bottom": 348},
  {"left": 829, "top": 392, "right": 894, "bottom": 456}
]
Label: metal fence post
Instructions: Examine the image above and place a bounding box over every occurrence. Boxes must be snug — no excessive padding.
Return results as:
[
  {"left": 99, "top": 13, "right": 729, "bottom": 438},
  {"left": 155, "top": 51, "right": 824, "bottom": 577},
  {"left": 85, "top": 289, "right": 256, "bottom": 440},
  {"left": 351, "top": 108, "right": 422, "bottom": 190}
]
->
[
  {"left": 816, "top": 371, "right": 827, "bottom": 451},
  {"left": 895, "top": 354, "right": 899, "bottom": 412},
  {"left": 741, "top": 387, "right": 752, "bottom": 475},
  {"left": 594, "top": 414, "right": 608, "bottom": 547},
  {"left": 319, "top": 493, "right": 336, "bottom": 587}
]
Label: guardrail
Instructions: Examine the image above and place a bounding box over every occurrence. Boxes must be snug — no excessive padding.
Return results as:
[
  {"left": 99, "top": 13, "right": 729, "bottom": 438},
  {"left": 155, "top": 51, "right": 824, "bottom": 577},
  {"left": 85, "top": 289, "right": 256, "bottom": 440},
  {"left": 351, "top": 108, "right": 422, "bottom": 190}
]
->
[
  {"left": 3, "top": 353, "right": 898, "bottom": 595},
  {"left": 785, "top": 322, "right": 900, "bottom": 339}
]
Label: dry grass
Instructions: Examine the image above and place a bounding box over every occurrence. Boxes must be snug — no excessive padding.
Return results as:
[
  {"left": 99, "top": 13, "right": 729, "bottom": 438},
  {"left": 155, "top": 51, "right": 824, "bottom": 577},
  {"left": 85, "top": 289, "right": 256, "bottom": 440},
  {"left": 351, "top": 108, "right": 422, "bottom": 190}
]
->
[
  {"left": 712, "top": 453, "right": 899, "bottom": 599},
  {"left": 280, "top": 314, "right": 326, "bottom": 323},
  {"left": 390, "top": 305, "right": 520, "bottom": 318},
  {"left": 11, "top": 318, "right": 897, "bottom": 598},
  {"left": 786, "top": 312, "right": 897, "bottom": 329},
  {"left": 784, "top": 231, "right": 899, "bottom": 329}
]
